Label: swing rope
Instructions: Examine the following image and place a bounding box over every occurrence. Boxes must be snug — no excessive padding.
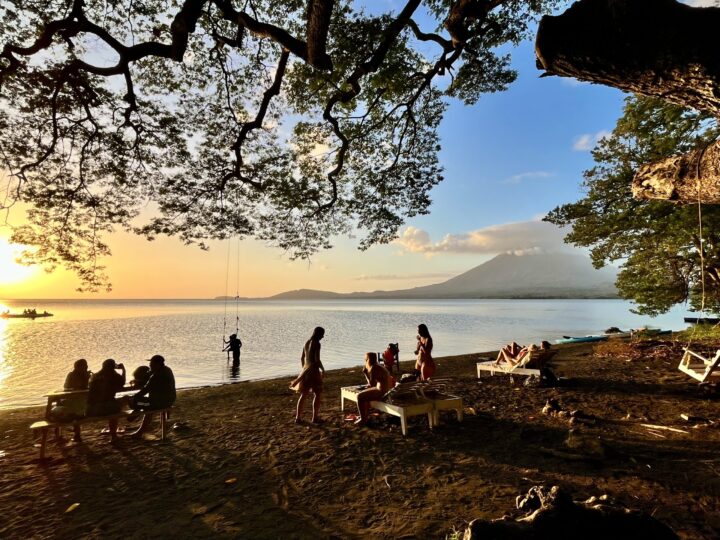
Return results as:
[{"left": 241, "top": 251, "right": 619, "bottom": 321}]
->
[
  {"left": 234, "top": 235, "right": 241, "bottom": 335},
  {"left": 684, "top": 138, "right": 713, "bottom": 352},
  {"left": 222, "top": 236, "right": 232, "bottom": 349}
]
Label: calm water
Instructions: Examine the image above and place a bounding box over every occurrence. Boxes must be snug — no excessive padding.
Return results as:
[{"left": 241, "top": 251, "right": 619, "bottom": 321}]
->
[{"left": 0, "top": 298, "right": 691, "bottom": 409}]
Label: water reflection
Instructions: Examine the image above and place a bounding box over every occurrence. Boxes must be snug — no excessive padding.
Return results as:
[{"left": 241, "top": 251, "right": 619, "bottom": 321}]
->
[
  {"left": 0, "top": 317, "right": 9, "bottom": 403},
  {"left": 229, "top": 361, "right": 240, "bottom": 381}
]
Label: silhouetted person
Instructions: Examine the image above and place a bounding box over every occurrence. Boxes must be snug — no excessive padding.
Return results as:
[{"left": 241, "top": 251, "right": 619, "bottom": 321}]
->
[
  {"left": 87, "top": 359, "right": 126, "bottom": 441},
  {"left": 130, "top": 354, "right": 176, "bottom": 436},
  {"left": 290, "top": 326, "right": 325, "bottom": 424},
  {"left": 223, "top": 333, "right": 242, "bottom": 365},
  {"left": 49, "top": 359, "right": 92, "bottom": 441},
  {"left": 129, "top": 365, "right": 151, "bottom": 390},
  {"left": 64, "top": 358, "right": 91, "bottom": 391}
]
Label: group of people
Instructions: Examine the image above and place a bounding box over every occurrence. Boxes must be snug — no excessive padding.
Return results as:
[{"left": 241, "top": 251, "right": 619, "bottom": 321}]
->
[
  {"left": 290, "top": 323, "right": 435, "bottom": 425},
  {"left": 54, "top": 355, "right": 177, "bottom": 441}
]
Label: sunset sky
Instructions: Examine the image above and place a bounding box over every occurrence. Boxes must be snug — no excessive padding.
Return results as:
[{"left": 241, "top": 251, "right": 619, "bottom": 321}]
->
[{"left": 1, "top": 0, "right": 715, "bottom": 299}]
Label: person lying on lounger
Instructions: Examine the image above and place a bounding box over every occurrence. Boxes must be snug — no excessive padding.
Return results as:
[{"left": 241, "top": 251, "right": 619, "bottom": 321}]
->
[{"left": 496, "top": 340, "right": 551, "bottom": 367}]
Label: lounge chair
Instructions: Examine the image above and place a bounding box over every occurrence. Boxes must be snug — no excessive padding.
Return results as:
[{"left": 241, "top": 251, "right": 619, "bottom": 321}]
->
[
  {"left": 417, "top": 379, "right": 463, "bottom": 427},
  {"left": 678, "top": 348, "right": 720, "bottom": 383},
  {"left": 340, "top": 382, "right": 435, "bottom": 436},
  {"left": 477, "top": 348, "right": 556, "bottom": 378}
]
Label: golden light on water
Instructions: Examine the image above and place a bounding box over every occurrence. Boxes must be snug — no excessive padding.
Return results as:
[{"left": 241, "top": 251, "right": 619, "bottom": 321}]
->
[
  {"left": 0, "top": 240, "right": 38, "bottom": 285},
  {"left": 0, "top": 315, "right": 9, "bottom": 393}
]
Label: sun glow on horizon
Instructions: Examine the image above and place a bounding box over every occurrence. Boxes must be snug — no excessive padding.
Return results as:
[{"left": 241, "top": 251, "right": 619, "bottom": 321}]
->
[{"left": 0, "top": 240, "right": 39, "bottom": 286}]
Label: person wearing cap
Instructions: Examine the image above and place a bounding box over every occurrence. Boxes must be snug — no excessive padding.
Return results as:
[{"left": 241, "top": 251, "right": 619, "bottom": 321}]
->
[
  {"left": 130, "top": 354, "right": 176, "bottom": 435},
  {"left": 86, "top": 359, "right": 126, "bottom": 440}
]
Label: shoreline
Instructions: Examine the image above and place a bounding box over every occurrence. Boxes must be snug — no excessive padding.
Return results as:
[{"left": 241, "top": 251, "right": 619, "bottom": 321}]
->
[{"left": 1, "top": 341, "right": 718, "bottom": 538}]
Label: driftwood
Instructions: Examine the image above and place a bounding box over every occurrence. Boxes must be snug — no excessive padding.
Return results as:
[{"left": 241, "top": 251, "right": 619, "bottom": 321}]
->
[
  {"left": 632, "top": 141, "right": 720, "bottom": 204},
  {"left": 463, "top": 485, "right": 678, "bottom": 540},
  {"left": 535, "top": 0, "right": 720, "bottom": 119}
]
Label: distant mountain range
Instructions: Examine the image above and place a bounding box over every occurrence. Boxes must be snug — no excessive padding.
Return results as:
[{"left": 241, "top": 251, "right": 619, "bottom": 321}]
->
[{"left": 215, "top": 252, "right": 619, "bottom": 300}]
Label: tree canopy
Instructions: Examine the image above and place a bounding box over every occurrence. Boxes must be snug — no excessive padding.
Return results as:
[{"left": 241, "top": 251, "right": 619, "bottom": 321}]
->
[
  {"left": 545, "top": 96, "right": 720, "bottom": 316},
  {"left": 0, "top": 0, "right": 558, "bottom": 290}
]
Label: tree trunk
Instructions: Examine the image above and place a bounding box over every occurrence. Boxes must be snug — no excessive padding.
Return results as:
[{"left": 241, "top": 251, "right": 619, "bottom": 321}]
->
[
  {"left": 632, "top": 140, "right": 720, "bottom": 204},
  {"left": 535, "top": 0, "right": 720, "bottom": 119}
]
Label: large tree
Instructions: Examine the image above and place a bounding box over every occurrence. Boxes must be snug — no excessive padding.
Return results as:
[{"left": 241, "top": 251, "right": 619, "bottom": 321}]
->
[
  {"left": 536, "top": 0, "right": 720, "bottom": 206},
  {"left": 0, "top": 0, "right": 557, "bottom": 290},
  {"left": 545, "top": 96, "right": 720, "bottom": 316}
]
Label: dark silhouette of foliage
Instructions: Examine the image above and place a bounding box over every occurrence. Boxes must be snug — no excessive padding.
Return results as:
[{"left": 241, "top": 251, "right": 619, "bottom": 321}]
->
[{"left": 0, "top": 0, "right": 557, "bottom": 290}]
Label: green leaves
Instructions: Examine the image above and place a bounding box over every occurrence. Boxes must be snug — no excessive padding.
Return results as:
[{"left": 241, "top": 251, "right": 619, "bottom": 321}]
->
[{"left": 545, "top": 95, "right": 720, "bottom": 315}]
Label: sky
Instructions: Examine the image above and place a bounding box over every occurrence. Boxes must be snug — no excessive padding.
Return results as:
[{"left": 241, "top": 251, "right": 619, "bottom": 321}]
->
[{"left": 1, "top": 0, "right": 717, "bottom": 299}]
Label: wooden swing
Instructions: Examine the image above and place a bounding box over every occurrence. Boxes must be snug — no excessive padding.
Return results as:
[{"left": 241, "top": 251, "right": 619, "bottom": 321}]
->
[{"left": 678, "top": 348, "right": 720, "bottom": 383}]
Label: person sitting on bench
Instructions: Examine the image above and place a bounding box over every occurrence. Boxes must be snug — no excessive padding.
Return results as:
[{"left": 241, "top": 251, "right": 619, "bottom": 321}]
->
[
  {"left": 355, "top": 352, "right": 395, "bottom": 426},
  {"left": 55, "top": 358, "right": 93, "bottom": 441},
  {"left": 86, "top": 359, "right": 127, "bottom": 441},
  {"left": 130, "top": 354, "right": 176, "bottom": 436}
]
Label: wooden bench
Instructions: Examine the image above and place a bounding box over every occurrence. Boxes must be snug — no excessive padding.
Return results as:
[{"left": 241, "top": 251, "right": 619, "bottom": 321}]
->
[
  {"left": 341, "top": 383, "right": 435, "bottom": 436},
  {"left": 30, "top": 408, "right": 171, "bottom": 460}
]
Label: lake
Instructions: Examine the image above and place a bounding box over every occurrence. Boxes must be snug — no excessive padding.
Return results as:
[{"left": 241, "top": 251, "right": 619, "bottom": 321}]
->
[{"left": 0, "top": 298, "right": 691, "bottom": 409}]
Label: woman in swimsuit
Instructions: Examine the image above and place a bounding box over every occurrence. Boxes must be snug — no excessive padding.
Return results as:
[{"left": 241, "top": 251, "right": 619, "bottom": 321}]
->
[
  {"left": 415, "top": 323, "right": 436, "bottom": 381},
  {"left": 290, "top": 326, "right": 326, "bottom": 423}
]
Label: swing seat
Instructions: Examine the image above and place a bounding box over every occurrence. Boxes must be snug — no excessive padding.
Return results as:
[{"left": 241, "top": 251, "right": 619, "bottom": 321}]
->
[{"left": 678, "top": 348, "right": 720, "bottom": 383}]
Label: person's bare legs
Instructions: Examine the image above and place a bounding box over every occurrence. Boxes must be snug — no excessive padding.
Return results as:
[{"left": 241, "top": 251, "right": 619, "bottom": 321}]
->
[
  {"left": 311, "top": 390, "right": 322, "bottom": 423},
  {"left": 420, "top": 361, "right": 436, "bottom": 381},
  {"left": 72, "top": 424, "right": 82, "bottom": 443},
  {"left": 295, "top": 391, "right": 309, "bottom": 423},
  {"left": 356, "top": 388, "right": 382, "bottom": 423},
  {"left": 129, "top": 412, "right": 153, "bottom": 436},
  {"left": 109, "top": 418, "right": 119, "bottom": 441}
]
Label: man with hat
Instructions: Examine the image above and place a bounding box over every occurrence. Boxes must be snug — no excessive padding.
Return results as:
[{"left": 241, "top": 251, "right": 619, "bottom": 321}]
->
[{"left": 130, "top": 354, "right": 176, "bottom": 435}]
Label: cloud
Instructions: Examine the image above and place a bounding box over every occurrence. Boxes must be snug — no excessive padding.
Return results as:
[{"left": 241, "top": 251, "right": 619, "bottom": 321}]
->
[
  {"left": 395, "top": 221, "right": 571, "bottom": 255},
  {"left": 504, "top": 171, "right": 554, "bottom": 184},
  {"left": 573, "top": 130, "right": 611, "bottom": 151},
  {"left": 353, "top": 272, "right": 454, "bottom": 281}
]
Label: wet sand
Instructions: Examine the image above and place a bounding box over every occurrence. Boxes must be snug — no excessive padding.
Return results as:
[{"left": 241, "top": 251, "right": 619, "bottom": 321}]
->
[{"left": 0, "top": 341, "right": 719, "bottom": 539}]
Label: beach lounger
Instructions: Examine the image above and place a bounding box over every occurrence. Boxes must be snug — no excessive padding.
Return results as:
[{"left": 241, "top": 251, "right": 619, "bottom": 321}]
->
[
  {"left": 417, "top": 379, "right": 463, "bottom": 427},
  {"left": 477, "top": 349, "right": 556, "bottom": 378},
  {"left": 340, "top": 382, "right": 435, "bottom": 436},
  {"left": 678, "top": 348, "right": 720, "bottom": 383}
]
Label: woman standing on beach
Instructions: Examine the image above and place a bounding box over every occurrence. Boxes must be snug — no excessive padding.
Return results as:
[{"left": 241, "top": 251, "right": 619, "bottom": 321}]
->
[
  {"left": 290, "top": 326, "right": 325, "bottom": 423},
  {"left": 415, "top": 323, "right": 435, "bottom": 380}
]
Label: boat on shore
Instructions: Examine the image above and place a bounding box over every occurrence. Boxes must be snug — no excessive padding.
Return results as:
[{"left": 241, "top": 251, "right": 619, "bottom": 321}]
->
[
  {"left": 684, "top": 317, "right": 720, "bottom": 325},
  {"left": 555, "top": 335, "right": 609, "bottom": 344},
  {"left": 1, "top": 311, "right": 54, "bottom": 320}
]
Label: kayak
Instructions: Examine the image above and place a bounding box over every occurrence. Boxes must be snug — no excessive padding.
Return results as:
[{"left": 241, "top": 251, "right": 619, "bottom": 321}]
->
[
  {"left": 555, "top": 335, "right": 609, "bottom": 344},
  {"left": 0, "top": 312, "right": 54, "bottom": 319}
]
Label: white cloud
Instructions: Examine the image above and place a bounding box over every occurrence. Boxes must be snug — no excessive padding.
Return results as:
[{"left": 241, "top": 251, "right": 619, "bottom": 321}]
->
[
  {"left": 395, "top": 221, "right": 572, "bottom": 256},
  {"left": 353, "top": 272, "right": 454, "bottom": 281},
  {"left": 573, "top": 130, "right": 611, "bottom": 151},
  {"left": 504, "top": 171, "right": 554, "bottom": 184}
]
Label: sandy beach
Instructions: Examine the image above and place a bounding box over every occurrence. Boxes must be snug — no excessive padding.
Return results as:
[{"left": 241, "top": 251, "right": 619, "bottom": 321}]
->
[{"left": 1, "top": 340, "right": 719, "bottom": 539}]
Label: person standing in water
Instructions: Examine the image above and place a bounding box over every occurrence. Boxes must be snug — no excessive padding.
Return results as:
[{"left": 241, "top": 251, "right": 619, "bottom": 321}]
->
[
  {"left": 290, "top": 326, "right": 325, "bottom": 424},
  {"left": 223, "top": 333, "right": 242, "bottom": 365}
]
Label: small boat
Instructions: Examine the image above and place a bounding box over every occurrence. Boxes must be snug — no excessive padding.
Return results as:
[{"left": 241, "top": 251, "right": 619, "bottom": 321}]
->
[
  {"left": 555, "top": 335, "right": 609, "bottom": 344},
  {"left": 1, "top": 311, "right": 54, "bottom": 319},
  {"left": 684, "top": 317, "right": 720, "bottom": 325}
]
